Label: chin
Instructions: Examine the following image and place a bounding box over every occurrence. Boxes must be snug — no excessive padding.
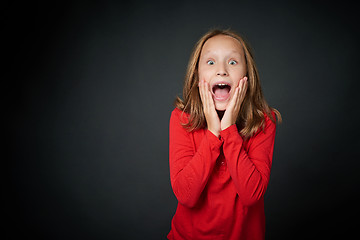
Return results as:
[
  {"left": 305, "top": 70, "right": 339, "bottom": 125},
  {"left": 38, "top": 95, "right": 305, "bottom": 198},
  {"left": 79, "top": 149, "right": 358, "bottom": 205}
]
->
[{"left": 214, "top": 102, "right": 228, "bottom": 111}]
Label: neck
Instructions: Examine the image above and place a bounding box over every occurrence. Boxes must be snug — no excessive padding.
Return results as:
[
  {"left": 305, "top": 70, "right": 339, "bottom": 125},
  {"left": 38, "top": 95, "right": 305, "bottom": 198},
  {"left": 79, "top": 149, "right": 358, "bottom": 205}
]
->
[{"left": 217, "top": 110, "right": 225, "bottom": 120}]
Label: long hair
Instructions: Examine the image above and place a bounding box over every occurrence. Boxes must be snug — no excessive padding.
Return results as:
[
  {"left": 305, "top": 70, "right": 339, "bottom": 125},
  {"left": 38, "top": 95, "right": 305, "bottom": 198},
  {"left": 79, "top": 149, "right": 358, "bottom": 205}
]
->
[{"left": 175, "top": 29, "right": 282, "bottom": 139}]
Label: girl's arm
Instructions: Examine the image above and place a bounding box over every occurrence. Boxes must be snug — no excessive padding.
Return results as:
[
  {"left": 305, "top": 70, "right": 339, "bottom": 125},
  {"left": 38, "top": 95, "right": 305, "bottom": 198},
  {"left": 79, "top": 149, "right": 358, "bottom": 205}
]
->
[
  {"left": 169, "top": 109, "right": 222, "bottom": 208},
  {"left": 221, "top": 112, "right": 276, "bottom": 206}
]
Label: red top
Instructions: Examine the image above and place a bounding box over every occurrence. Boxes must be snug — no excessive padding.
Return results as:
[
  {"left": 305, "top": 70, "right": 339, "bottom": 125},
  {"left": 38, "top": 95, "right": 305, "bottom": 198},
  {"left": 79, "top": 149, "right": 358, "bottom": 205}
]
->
[{"left": 167, "top": 108, "right": 277, "bottom": 240}]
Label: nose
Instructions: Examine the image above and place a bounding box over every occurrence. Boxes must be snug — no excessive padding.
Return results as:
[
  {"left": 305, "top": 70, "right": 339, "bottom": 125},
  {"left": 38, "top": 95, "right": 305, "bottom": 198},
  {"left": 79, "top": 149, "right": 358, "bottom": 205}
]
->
[
  {"left": 217, "top": 71, "right": 227, "bottom": 76},
  {"left": 216, "top": 63, "right": 228, "bottom": 76}
]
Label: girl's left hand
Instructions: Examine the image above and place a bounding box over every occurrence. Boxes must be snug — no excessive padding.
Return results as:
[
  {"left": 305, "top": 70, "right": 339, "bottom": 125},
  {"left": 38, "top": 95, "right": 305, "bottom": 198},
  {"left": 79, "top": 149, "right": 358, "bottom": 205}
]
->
[{"left": 221, "top": 76, "right": 248, "bottom": 131}]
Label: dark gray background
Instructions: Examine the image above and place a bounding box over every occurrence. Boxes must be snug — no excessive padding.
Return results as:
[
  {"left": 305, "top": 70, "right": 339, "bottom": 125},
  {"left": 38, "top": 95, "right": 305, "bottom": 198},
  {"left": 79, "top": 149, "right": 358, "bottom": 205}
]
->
[{"left": 7, "top": 0, "right": 359, "bottom": 239}]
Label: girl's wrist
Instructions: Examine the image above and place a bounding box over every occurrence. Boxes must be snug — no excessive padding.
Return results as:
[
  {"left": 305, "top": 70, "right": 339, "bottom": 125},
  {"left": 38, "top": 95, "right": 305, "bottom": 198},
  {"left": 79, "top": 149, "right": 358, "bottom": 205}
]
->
[
  {"left": 221, "top": 118, "right": 236, "bottom": 131},
  {"left": 208, "top": 128, "right": 220, "bottom": 138},
  {"left": 221, "top": 123, "right": 232, "bottom": 131}
]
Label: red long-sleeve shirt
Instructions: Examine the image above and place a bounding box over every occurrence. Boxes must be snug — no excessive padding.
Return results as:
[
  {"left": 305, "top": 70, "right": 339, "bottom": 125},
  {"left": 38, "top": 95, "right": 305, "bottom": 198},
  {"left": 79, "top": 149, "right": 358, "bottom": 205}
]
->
[{"left": 168, "top": 108, "right": 277, "bottom": 240}]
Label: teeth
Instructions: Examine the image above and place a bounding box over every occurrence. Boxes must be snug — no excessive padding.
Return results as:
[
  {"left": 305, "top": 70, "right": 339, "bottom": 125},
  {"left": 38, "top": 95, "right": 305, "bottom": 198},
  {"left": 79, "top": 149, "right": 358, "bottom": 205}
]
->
[{"left": 217, "top": 83, "right": 228, "bottom": 86}]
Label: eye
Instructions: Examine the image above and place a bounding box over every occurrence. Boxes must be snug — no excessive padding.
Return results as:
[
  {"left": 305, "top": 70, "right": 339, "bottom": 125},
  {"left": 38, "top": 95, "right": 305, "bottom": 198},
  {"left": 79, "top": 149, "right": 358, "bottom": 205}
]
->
[
  {"left": 207, "top": 60, "right": 215, "bottom": 65},
  {"left": 229, "top": 60, "right": 237, "bottom": 65}
]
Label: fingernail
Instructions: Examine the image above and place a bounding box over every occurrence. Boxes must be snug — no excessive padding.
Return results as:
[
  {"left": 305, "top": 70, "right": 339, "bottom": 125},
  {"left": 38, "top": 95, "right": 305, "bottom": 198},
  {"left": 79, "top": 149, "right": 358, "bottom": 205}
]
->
[{"left": 244, "top": 76, "right": 248, "bottom": 81}]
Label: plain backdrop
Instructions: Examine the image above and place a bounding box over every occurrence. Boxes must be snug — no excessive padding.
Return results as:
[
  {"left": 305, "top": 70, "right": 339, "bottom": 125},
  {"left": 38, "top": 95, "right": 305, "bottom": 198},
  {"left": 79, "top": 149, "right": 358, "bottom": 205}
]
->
[{"left": 6, "top": 0, "right": 359, "bottom": 239}]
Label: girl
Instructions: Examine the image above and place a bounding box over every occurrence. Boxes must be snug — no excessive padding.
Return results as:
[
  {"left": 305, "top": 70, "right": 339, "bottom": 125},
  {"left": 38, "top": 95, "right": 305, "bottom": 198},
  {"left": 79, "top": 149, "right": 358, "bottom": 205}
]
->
[{"left": 168, "top": 29, "right": 282, "bottom": 240}]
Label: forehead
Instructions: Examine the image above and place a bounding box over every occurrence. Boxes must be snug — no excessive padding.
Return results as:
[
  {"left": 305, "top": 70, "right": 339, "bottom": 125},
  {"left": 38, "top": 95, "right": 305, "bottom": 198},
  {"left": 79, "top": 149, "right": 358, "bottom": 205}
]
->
[{"left": 201, "top": 35, "right": 244, "bottom": 55}]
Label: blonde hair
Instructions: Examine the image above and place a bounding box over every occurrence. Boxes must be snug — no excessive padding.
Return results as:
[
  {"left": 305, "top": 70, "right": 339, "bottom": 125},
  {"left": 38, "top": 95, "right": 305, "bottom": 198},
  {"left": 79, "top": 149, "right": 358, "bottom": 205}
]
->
[{"left": 175, "top": 29, "right": 282, "bottom": 139}]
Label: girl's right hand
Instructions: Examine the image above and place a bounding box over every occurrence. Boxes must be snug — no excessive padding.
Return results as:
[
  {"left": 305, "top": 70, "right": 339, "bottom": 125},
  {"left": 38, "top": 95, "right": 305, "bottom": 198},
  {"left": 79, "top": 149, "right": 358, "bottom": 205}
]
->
[{"left": 199, "top": 79, "right": 221, "bottom": 137}]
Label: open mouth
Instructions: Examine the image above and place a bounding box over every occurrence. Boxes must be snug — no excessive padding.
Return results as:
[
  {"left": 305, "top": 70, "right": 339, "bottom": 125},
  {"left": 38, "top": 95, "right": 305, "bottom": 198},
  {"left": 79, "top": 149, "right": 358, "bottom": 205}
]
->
[{"left": 212, "top": 83, "right": 231, "bottom": 101}]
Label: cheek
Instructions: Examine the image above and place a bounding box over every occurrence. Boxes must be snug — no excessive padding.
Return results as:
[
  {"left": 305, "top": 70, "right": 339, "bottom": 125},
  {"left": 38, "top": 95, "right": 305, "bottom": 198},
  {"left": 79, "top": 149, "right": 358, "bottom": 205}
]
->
[
  {"left": 231, "top": 68, "right": 246, "bottom": 81},
  {"left": 233, "top": 79, "right": 241, "bottom": 89},
  {"left": 237, "top": 64, "right": 247, "bottom": 78},
  {"left": 198, "top": 72, "right": 211, "bottom": 83},
  {"left": 198, "top": 69, "right": 204, "bottom": 81},
  {"left": 198, "top": 65, "right": 214, "bottom": 82}
]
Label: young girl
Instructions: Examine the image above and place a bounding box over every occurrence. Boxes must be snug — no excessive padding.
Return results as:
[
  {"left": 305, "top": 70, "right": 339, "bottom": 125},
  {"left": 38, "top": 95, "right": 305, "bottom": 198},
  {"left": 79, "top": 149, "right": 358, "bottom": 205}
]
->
[{"left": 168, "top": 29, "right": 282, "bottom": 240}]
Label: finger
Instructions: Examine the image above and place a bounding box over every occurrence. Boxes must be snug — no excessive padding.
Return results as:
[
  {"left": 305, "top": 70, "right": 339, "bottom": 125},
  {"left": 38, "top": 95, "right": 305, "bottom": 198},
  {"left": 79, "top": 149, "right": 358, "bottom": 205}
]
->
[
  {"left": 199, "top": 80, "right": 206, "bottom": 104},
  {"left": 238, "top": 76, "right": 247, "bottom": 93},
  {"left": 234, "top": 77, "right": 245, "bottom": 102},
  {"left": 201, "top": 80, "right": 208, "bottom": 106},
  {"left": 234, "top": 87, "right": 241, "bottom": 109},
  {"left": 206, "top": 83, "right": 216, "bottom": 112},
  {"left": 237, "top": 79, "right": 248, "bottom": 107},
  {"left": 202, "top": 81, "right": 210, "bottom": 112},
  {"left": 227, "top": 86, "right": 239, "bottom": 111},
  {"left": 208, "top": 89, "right": 216, "bottom": 111},
  {"left": 233, "top": 79, "right": 246, "bottom": 112},
  {"left": 240, "top": 79, "right": 248, "bottom": 98},
  {"left": 200, "top": 80, "right": 213, "bottom": 113}
]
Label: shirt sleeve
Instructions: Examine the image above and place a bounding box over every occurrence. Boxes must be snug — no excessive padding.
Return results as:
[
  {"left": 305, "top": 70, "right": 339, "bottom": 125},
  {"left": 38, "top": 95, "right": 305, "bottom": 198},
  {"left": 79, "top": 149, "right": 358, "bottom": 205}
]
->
[
  {"left": 221, "top": 111, "right": 277, "bottom": 206},
  {"left": 169, "top": 109, "right": 223, "bottom": 208}
]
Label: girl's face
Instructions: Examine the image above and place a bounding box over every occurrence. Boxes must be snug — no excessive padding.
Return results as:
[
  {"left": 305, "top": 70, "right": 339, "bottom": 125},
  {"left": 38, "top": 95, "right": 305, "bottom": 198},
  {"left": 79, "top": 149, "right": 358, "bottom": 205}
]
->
[{"left": 198, "top": 35, "right": 247, "bottom": 111}]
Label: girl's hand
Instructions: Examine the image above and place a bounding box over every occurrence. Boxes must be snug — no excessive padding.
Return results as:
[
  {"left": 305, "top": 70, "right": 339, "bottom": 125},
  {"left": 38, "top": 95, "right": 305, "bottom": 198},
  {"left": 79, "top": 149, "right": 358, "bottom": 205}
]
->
[
  {"left": 199, "top": 79, "right": 221, "bottom": 137},
  {"left": 221, "top": 76, "right": 248, "bottom": 131}
]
